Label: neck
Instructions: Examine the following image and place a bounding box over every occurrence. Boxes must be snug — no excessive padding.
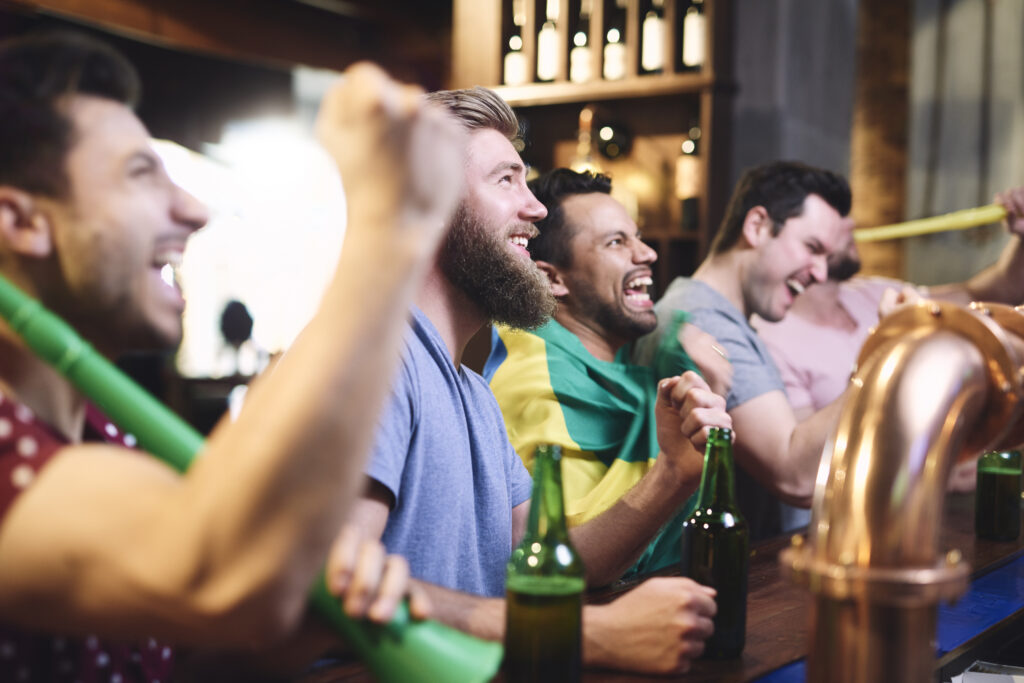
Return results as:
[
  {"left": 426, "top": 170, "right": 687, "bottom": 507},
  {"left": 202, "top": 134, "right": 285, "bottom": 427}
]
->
[
  {"left": 416, "top": 267, "right": 489, "bottom": 366},
  {"left": 693, "top": 252, "right": 751, "bottom": 319},
  {"left": 0, "top": 325, "right": 88, "bottom": 442},
  {"left": 554, "top": 309, "right": 622, "bottom": 362}
]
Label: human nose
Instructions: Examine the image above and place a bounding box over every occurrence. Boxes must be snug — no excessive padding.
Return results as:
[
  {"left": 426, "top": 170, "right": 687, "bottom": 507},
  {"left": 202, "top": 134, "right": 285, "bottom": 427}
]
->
[
  {"left": 172, "top": 184, "right": 209, "bottom": 233},
  {"left": 634, "top": 237, "right": 657, "bottom": 264},
  {"left": 519, "top": 188, "right": 547, "bottom": 222},
  {"left": 810, "top": 253, "right": 828, "bottom": 283}
]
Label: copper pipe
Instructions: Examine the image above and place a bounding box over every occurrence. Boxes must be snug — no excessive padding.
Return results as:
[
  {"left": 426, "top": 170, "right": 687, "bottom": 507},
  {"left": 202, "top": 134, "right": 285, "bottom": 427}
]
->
[{"left": 782, "top": 301, "right": 1024, "bottom": 683}]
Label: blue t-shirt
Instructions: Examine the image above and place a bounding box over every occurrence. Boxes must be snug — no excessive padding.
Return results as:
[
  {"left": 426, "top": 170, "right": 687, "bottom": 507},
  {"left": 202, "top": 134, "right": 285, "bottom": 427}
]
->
[{"left": 366, "top": 308, "right": 534, "bottom": 597}]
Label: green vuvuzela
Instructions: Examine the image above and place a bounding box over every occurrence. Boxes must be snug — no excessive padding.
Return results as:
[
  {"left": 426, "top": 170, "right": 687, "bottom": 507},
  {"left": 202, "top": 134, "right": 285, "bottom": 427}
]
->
[{"left": 0, "top": 273, "right": 501, "bottom": 683}]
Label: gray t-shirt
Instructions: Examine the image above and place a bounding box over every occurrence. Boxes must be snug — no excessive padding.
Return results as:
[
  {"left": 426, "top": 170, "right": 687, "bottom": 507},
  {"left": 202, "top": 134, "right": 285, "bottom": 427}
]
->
[
  {"left": 632, "top": 277, "right": 787, "bottom": 539},
  {"left": 367, "top": 308, "right": 534, "bottom": 597},
  {"left": 633, "top": 277, "right": 784, "bottom": 410}
]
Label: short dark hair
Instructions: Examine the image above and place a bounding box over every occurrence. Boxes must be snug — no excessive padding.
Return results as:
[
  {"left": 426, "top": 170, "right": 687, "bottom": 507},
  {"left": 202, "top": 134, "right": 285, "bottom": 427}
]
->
[
  {"left": 709, "top": 161, "right": 851, "bottom": 254},
  {"left": 527, "top": 168, "right": 613, "bottom": 267},
  {"left": 0, "top": 31, "right": 140, "bottom": 198}
]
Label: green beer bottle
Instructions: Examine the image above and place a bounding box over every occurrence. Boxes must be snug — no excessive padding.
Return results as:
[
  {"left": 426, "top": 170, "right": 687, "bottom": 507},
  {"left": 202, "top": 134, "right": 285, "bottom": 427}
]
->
[
  {"left": 505, "top": 444, "right": 585, "bottom": 683},
  {"left": 975, "top": 450, "right": 1022, "bottom": 542},
  {"left": 680, "top": 426, "right": 748, "bottom": 659}
]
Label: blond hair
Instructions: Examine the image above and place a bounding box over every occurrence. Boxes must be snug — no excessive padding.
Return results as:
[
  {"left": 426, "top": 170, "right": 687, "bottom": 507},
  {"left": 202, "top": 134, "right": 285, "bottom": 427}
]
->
[{"left": 425, "top": 86, "right": 519, "bottom": 141}]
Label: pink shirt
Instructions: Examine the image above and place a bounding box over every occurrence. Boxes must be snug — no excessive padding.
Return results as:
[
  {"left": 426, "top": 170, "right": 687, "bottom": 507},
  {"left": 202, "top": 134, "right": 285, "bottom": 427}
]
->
[
  {"left": 754, "top": 277, "right": 904, "bottom": 412},
  {"left": 0, "top": 390, "right": 175, "bottom": 683}
]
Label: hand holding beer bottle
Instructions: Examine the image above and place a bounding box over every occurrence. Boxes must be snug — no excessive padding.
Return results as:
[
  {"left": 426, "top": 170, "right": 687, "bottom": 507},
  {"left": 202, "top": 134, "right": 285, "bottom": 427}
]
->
[
  {"left": 505, "top": 444, "right": 585, "bottom": 683},
  {"left": 680, "top": 427, "right": 749, "bottom": 659}
]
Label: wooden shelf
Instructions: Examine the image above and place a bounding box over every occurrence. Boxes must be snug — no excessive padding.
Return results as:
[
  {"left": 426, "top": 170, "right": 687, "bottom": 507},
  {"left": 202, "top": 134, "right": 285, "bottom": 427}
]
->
[
  {"left": 453, "top": 0, "right": 734, "bottom": 286},
  {"left": 494, "top": 71, "right": 714, "bottom": 107}
]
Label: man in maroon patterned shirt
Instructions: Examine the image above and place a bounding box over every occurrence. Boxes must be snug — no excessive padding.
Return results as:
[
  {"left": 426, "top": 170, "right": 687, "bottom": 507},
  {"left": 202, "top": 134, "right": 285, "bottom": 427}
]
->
[{"left": 0, "top": 32, "right": 461, "bottom": 680}]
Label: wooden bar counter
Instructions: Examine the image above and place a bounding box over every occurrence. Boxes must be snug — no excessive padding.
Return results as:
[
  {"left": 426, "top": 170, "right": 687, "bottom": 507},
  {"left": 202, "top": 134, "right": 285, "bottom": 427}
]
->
[{"left": 302, "top": 491, "right": 1024, "bottom": 682}]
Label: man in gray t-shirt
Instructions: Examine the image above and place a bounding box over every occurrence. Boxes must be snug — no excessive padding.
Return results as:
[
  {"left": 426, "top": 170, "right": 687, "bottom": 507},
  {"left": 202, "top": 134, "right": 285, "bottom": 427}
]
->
[
  {"left": 632, "top": 161, "right": 853, "bottom": 518},
  {"left": 634, "top": 277, "right": 787, "bottom": 538}
]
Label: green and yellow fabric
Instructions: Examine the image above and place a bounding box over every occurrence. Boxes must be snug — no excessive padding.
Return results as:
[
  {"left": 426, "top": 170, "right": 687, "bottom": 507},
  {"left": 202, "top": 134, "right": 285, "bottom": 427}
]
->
[{"left": 484, "top": 315, "right": 698, "bottom": 576}]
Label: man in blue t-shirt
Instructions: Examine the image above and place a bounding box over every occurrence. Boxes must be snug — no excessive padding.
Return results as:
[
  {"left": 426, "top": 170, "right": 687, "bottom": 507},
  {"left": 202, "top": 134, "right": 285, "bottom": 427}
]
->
[{"left": 349, "top": 86, "right": 730, "bottom": 676}]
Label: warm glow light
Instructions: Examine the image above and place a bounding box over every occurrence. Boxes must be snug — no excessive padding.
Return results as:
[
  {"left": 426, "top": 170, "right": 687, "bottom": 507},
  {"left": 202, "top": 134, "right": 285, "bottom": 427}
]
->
[
  {"left": 509, "top": 35, "right": 523, "bottom": 51},
  {"left": 599, "top": 126, "right": 614, "bottom": 141},
  {"left": 153, "top": 113, "right": 347, "bottom": 377}
]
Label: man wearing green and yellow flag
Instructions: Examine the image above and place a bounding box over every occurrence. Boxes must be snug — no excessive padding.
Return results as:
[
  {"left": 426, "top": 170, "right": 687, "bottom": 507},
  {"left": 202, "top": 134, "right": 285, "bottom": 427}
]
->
[{"left": 486, "top": 169, "right": 732, "bottom": 576}]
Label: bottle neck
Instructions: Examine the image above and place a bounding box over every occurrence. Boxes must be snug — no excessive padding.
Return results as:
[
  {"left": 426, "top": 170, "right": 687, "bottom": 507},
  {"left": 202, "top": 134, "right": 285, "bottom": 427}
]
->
[
  {"left": 696, "top": 428, "right": 737, "bottom": 510},
  {"left": 525, "top": 446, "right": 572, "bottom": 540}
]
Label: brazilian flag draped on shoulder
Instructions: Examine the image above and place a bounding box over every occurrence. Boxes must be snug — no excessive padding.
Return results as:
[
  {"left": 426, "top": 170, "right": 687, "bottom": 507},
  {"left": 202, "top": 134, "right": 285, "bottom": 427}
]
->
[{"left": 485, "top": 312, "right": 699, "bottom": 578}]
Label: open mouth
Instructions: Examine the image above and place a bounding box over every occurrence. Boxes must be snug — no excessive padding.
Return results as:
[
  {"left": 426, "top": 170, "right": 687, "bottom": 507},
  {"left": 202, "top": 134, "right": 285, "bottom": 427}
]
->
[
  {"left": 624, "top": 274, "right": 654, "bottom": 306},
  {"left": 152, "top": 249, "right": 183, "bottom": 291},
  {"left": 785, "top": 278, "right": 806, "bottom": 297},
  {"left": 509, "top": 235, "right": 529, "bottom": 250}
]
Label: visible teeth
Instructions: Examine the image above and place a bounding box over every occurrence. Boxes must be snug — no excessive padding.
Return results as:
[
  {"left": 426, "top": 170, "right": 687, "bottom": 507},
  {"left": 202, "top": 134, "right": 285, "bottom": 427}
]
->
[
  {"left": 154, "top": 251, "right": 182, "bottom": 269},
  {"left": 626, "top": 292, "right": 651, "bottom": 303},
  {"left": 626, "top": 276, "right": 653, "bottom": 290},
  {"left": 159, "top": 263, "right": 177, "bottom": 288},
  {"left": 786, "top": 278, "right": 805, "bottom": 295},
  {"left": 509, "top": 236, "right": 529, "bottom": 249},
  {"left": 154, "top": 251, "right": 183, "bottom": 288}
]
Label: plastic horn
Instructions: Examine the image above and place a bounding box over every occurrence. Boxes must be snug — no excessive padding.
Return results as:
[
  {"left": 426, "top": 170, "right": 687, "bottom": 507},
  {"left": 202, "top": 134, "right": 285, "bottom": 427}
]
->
[
  {"left": 854, "top": 204, "right": 1007, "bottom": 242},
  {"left": 0, "top": 273, "right": 503, "bottom": 683}
]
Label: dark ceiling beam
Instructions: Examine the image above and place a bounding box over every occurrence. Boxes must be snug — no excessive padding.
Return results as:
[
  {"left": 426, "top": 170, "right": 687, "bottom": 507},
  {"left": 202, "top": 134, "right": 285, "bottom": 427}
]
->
[{"left": 1, "top": 0, "right": 395, "bottom": 71}]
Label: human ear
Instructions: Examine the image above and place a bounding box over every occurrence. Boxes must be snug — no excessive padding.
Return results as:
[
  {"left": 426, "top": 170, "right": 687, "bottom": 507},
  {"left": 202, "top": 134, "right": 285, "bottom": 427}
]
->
[
  {"left": 535, "top": 260, "right": 569, "bottom": 298},
  {"left": 0, "top": 187, "right": 53, "bottom": 257},
  {"left": 740, "top": 206, "right": 773, "bottom": 248}
]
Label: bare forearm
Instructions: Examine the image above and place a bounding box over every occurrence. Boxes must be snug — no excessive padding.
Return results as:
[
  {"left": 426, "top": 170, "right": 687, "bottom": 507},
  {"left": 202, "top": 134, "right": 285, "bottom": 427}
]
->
[
  {"left": 412, "top": 580, "right": 505, "bottom": 641},
  {"left": 158, "top": 231, "right": 432, "bottom": 622},
  {"left": 570, "top": 457, "right": 697, "bottom": 586},
  {"left": 930, "top": 235, "right": 1024, "bottom": 305},
  {"left": 782, "top": 394, "right": 845, "bottom": 506}
]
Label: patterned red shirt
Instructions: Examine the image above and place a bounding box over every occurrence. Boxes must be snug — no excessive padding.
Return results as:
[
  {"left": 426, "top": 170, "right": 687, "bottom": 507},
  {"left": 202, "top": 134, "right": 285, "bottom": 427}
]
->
[{"left": 0, "top": 390, "right": 175, "bottom": 682}]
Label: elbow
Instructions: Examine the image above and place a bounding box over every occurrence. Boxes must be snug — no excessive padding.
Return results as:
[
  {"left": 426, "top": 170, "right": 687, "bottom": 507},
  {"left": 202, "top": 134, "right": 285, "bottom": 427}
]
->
[
  {"left": 773, "top": 467, "right": 816, "bottom": 508},
  {"left": 168, "top": 571, "right": 311, "bottom": 647}
]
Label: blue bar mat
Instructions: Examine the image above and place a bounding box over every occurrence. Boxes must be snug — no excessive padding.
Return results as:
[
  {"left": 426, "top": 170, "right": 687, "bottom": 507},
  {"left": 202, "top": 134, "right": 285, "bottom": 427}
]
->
[{"left": 753, "top": 552, "right": 1024, "bottom": 683}]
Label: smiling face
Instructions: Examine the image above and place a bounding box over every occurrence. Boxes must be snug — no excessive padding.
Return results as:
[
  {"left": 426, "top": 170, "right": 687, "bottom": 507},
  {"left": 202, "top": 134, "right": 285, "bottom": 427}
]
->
[
  {"left": 744, "top": 193, "right": 845, "bottom": 322},
  {"left": 39, "top": 95, "right": 207, "bottom": 354},
  {"left": 437, "top": 128, "right": 555, "bottom": 329},
  {"left": 552, "top": 192, "right": 658, "bottom": 349}
]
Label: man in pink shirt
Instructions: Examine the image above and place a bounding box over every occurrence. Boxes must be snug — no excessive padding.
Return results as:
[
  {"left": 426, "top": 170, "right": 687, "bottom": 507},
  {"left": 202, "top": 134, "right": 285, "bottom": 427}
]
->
[{"left": 755, "top": 187, "right": 1024, "bottom": 419}]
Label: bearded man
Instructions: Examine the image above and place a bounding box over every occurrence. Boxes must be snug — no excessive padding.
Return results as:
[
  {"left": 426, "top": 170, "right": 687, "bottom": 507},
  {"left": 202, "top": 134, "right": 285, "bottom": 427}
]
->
[{"left": 345, "top": 87, "right": 733, "bottom": 676}]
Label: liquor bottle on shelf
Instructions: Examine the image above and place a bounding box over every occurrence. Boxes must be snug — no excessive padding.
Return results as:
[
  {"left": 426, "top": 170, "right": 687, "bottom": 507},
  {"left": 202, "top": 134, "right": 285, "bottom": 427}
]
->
[
  {"left": 603, "top": 0, "right": 628, "bottom": 81},
  {"left": 680, "top": 427, "right": 748, "bottom": 659},
  {"left": 641, "top": 0, "right": 665, "bottom": 73},
  {"left": 536, "top": 0, "right": 561, "bottom": 82},
  {"left": 681, "top": 0, "right": 706, "bottom": 70},
  {"left": 569, "top": 105, "right": 601, "bottom": 174},
  {"left": 675, "top": 124, "right": 702, "bottom": 233},
  {"left": 504, "top": 445, "right": 585, "bottom": 683},
  {"left": 603, "top": 28, "right": 625, "bottom": 80},
  {"left": 570, "top": 30, "right": 591, "bottom": 83},
  {"left": 537, "top": 24, "right": 558, "bottom": 81},
  {"left": 975, "top": 450, "right": 1022, "bottom": 542},
  {"left": 504, "top": 34, "right": 529, "bottom": 86}
]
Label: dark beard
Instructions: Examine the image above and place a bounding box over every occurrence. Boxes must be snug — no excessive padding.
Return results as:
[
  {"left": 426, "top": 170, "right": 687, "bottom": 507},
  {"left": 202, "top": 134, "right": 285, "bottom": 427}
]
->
[
  {"left": 827, "top": 252, "right": 862, "bottom": 282},
  {"left": 438, "top": 204, "right": 555, "bottom": 330},
  {"left": 571, "top": 281, "right": 657, "bottom": 343}
]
